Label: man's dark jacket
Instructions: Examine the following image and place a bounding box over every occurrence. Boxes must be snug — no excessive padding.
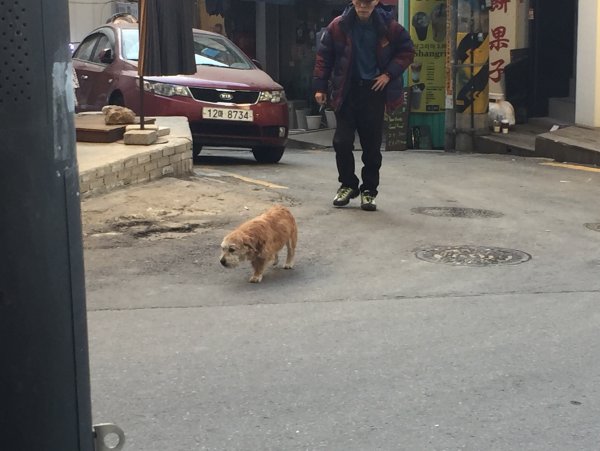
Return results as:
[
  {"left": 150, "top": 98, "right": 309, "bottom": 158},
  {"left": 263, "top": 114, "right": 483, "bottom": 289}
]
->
[{"left": 313, "top": 4, "right": 415, "bottom": 112}]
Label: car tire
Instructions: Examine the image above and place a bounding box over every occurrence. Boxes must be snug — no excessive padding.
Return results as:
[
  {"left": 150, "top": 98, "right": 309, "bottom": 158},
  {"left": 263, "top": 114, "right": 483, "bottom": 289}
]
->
[
  {"left": 252, "top": 146, "right": 285, "bottom": 164},
  {"left": 192, "top": 144, "right": 203, "bottom": 164}
]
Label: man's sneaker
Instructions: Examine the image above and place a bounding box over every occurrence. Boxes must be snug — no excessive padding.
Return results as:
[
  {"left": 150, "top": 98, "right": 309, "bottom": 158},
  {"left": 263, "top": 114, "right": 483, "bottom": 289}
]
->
[
  {"left": 333, "top": 186, "right": 359, "bottom": 207},
  {"left": 360, "top": 190, "right": 377, "bottom": 211}
]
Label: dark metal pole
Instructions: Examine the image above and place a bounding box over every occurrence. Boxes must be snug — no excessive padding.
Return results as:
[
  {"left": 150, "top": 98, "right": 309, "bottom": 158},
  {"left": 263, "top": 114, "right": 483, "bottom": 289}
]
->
[
  {"left": 140, "top": 74, "right": 146, "bottom": 130},
  {"left": 0, "top": 1, "right": 94, "bottom": 450},
  {"left": 444, "top": 0, "right": 457, "bottom": 150}
]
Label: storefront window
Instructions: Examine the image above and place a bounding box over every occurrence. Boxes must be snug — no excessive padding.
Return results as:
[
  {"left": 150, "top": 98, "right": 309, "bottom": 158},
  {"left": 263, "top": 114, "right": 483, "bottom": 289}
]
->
[{"left": 278, "top": 0, "right": 347, "bottom": 102}]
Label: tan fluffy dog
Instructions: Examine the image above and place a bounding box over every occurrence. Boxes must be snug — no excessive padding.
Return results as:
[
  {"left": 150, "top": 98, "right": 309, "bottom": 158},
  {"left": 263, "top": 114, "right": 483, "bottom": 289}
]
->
[{"left": 219, "top": 205, "right": 297, "bottom": 283}]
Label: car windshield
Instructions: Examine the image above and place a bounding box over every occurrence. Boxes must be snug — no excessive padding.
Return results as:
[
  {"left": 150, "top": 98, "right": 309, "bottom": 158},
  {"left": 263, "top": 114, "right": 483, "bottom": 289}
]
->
[{"left": 120, "top": 29, "right": 253, "bottom": 70}]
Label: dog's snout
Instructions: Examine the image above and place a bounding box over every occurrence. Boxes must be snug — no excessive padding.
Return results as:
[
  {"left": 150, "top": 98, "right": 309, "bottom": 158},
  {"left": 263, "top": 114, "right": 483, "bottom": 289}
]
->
[{"left": 220, "top": 257, "right": 228, "bottom": 267}]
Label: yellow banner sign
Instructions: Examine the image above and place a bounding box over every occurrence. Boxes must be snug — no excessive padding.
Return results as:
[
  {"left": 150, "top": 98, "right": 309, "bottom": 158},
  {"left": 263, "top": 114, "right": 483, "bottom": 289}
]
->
[
  {"left": 408, "top": 0, "right": 446, "bottom": 113},
  {"left": 455, "top": 32, "right": 489, "bottom": 114}
]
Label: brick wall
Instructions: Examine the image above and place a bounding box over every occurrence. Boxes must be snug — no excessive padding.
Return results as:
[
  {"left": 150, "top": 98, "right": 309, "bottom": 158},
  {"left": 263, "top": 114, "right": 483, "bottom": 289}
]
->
[{"left": 78, "top": 140, "right": 193, "bottom": 197}]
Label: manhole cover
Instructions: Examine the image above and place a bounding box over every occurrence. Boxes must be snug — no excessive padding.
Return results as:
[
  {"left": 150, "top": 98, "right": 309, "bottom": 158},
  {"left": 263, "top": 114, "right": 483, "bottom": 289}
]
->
[
  {"left": 584, "top": 223, "right": 600, "bottom": 232},
  {"left": 411, "top": 207, "right": 503, "bottom": 218},
  {"left": 415, "top": 245, "right": 531, "bottom": 266}
]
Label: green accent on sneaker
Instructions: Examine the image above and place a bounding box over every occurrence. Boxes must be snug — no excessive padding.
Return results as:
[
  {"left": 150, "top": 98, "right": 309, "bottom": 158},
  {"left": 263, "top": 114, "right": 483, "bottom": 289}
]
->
[
  {"left": 333, "top": 186, "right": 359, "bottom": 207},
  {"left": 360, "top": 191, "right": 377, "bottom": 211}
]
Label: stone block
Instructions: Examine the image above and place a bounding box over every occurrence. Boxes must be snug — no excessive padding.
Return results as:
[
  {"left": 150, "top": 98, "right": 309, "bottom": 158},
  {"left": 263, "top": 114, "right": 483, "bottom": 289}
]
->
[
  {"left": 157, "top": 127, "right": 170, "bottom": 137},
  {"left": 125, "top": 124, "right": 170, "bottom": 137},
  {"left": 124, "top": 130, "right": 158, "bottom": 146}
]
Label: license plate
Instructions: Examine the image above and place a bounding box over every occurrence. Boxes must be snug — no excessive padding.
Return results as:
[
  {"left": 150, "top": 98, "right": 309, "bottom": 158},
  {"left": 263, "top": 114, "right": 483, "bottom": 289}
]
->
[{"left": 202, "top": 107, "right": 253, "bottom": 122}]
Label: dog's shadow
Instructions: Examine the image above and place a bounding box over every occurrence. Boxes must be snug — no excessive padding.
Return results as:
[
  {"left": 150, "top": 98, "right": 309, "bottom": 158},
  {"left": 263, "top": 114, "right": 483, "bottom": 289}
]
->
[{"left": 218, "top": 265, "right": 300, "bottom": 289}]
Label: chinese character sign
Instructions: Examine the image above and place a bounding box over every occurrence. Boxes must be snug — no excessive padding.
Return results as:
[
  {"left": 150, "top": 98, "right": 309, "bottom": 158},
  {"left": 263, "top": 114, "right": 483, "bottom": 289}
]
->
[
  {"left": 409, "top": 0, "right": 446, "bottom": 113},
  {"left": 489, "top": 0, "right": 516, "bottom": 96}
]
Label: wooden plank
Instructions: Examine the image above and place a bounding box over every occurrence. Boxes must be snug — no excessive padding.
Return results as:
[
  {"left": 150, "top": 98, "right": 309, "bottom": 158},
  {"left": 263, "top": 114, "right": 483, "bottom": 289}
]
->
[{"left": 75, "top": 115, "right": 156, "bottom": 143}]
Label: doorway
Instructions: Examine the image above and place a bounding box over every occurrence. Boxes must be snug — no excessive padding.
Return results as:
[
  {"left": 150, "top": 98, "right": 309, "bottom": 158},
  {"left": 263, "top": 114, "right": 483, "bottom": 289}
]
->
[{"left": 528, "top": 0, "right": 577, "bottom": 120}]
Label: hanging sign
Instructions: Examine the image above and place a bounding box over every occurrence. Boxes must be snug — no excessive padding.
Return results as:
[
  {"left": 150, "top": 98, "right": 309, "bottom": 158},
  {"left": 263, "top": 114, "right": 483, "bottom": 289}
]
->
[{"left": 489, "top": 0, "right": 518, "bottom": 97}]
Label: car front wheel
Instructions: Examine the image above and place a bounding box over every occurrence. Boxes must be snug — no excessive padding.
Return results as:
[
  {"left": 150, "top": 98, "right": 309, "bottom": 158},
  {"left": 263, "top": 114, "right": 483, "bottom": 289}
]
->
[
  {"left": 252, "top": 146, "right": 285, "bottom": 164},
  {"left": 192, "top": 144, "right": 202, "bottom": 164}
]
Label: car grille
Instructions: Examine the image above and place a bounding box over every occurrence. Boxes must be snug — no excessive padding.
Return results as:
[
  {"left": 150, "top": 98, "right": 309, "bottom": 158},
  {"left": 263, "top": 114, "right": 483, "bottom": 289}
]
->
[
  {"left": 189, "top": 88, "right": 260, "bottom": 104},
  {"left": 190, "top": 121, "right": 261, "bottom": 137}
]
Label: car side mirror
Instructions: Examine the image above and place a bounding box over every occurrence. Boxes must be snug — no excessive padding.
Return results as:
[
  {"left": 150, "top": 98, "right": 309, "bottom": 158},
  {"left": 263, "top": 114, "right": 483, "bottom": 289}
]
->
[
  {"left": 99, "top": 48, "right": 114, "bottom": 64},
  {"left": 251, "top": 59, "right": 263, "bottom": 70}
]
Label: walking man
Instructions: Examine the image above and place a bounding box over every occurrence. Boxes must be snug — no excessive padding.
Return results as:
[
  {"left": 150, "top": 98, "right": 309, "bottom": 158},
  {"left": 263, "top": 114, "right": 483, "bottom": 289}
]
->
[{"left": 313, "top": 0, "right": 414, "bottom": 211}]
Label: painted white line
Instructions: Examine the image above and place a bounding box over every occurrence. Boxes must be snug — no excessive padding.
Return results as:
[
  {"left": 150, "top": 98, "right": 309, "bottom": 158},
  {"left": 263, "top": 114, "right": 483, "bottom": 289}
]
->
[{"left": 197, "top": 168, "right": 288, "bottom": 189}]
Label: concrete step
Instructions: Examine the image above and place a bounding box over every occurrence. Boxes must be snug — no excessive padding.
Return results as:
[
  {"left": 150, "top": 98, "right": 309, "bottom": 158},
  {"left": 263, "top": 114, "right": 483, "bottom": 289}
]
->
[
  {"left": 475, "top": 120, "right": 600, "bottom": 166},
  {"left": 475, "top": 122, "right": 549, "bottom": 157},
  {"left": 528, "top": 116, "right": 573, "bottom": 129},
  {"left": 536, "top": 126, "right": 600, "bottom": 166},
  {"left": 548, "top": 97, "right": 575, "bottom": 123}
]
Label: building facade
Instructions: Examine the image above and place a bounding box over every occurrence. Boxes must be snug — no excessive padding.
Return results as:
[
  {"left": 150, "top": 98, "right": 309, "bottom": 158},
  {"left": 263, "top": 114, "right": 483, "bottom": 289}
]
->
[{"left": 68, "top": 1, "right": 600, "bottom": 132}]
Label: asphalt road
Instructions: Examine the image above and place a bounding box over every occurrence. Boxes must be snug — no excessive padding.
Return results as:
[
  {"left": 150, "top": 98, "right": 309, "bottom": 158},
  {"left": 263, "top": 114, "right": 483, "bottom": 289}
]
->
[{"left": 85, "top": 146, "right": 600, "bottom": 451}]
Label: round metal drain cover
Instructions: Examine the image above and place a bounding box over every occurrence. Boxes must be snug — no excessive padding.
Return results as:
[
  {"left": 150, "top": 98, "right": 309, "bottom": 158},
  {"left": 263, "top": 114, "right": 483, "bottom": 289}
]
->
[
  {"left": 415, "top": 245, "right": 531, "bottom": 266},
  {"left": 585, "top": 223, "right": 600, "bottom": 232},
  {"left": 411, "top": 207, "right": 503, "bottom": 218}
]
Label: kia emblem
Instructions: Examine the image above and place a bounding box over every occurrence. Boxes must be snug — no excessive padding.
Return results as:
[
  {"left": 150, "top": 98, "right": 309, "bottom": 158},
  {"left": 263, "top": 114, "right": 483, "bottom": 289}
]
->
[{"left": 219, "top": 92, "right": 233, "bottom": 101}]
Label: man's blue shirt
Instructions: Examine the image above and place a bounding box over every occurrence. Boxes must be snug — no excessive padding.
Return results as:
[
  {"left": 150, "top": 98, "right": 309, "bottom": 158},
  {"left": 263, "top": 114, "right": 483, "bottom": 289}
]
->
[{"left": 351, "top": 16, "right": 380, "bottom": 80}]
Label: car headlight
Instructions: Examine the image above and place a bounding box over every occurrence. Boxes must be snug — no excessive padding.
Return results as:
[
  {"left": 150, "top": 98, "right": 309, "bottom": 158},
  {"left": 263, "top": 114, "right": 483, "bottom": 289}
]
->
[
  {"left": 142, "top": 80, "right": 192, "bottom": 98},
  {"left": 258, "top": 90, "right": 286, "bottom": 103}
]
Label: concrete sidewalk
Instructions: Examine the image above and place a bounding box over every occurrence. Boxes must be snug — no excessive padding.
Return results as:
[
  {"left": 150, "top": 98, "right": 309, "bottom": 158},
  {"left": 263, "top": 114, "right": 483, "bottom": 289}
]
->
[
  {"left": 288, "top": 128, "right": 335, "bottom": 149},
  {"left": 76, "top": 116, "right": 193, "bottom": 197}
]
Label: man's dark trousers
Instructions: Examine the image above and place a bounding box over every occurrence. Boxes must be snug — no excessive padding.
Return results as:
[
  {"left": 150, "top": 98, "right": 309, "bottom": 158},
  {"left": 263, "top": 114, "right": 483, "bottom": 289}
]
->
[{"left": 333, "top": 80, "right": 386, "bottom": 196}]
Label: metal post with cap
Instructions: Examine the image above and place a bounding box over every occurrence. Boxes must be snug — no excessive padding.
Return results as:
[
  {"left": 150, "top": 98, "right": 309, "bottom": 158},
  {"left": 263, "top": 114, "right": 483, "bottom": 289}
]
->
[
  {"left": 0, "top": 1, "right": 124, "bottom": 449},
  {"left": 0, "top": 0, "right": 94, "bottom": 449}
]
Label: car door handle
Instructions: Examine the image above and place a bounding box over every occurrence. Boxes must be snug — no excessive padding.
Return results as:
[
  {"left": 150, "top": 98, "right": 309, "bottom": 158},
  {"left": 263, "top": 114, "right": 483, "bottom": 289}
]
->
[{"left": 80, "top": 74, "right": 88, "bottom": 80}]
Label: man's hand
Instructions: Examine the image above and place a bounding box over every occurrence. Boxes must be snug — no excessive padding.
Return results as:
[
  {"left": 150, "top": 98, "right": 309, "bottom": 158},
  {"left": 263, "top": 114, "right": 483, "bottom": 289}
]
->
[
  {"left": 315, "top": 92, "right": 327, "bottom": 106},
  {"left": 372, "top": 73, "right": 390, "bottom": 91}
]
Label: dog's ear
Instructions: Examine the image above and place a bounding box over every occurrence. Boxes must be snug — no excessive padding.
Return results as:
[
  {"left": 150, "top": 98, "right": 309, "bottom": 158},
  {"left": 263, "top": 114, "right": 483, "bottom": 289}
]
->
[{"left": 243, "top": 234, "right": 263, "bottom": 255}]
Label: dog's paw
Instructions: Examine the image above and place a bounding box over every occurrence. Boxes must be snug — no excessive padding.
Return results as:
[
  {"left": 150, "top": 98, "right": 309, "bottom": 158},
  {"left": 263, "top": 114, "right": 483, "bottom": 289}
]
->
[
  {"left": 249, "top": 275, "right": 263, "bottom": 283},
  {"left": 283, "top": 264, "right": 294, "bottom": 269}
]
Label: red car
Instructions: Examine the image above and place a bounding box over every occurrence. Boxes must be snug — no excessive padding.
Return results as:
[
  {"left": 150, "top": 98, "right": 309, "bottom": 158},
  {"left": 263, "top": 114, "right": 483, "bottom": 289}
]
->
[{"left": 73, "top": 23, "right": 289, "bottom": 163}]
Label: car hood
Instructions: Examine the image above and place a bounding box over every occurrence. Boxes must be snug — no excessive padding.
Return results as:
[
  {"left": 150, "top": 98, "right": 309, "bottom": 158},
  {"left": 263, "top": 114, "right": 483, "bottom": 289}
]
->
[{"left": 142, "top": 65, "right": 283, "bottom": 91}]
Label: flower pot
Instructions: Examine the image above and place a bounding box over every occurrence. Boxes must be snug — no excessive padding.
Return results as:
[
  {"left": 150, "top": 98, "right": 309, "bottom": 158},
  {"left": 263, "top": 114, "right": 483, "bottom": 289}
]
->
[
  {"left": 324, "top": 109, "right": 336, "bottom": 129},
  {"left": 295, "top": 108, "right": 309, "bottom": 130},
  {"left": 306, "top": 115, "right": 322, "bottom": 130}
]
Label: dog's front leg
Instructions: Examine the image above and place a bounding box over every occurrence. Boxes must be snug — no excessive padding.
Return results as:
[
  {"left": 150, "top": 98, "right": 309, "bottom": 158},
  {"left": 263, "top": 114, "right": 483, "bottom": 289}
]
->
[{"left": 249, "top": 258, "right": 267, "bottom": 283}]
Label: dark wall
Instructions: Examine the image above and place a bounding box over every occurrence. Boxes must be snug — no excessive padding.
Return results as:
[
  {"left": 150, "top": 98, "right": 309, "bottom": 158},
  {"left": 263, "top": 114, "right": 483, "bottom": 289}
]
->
[{"left": 528, "top": 0, "right": 577, "bottom": 117}]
